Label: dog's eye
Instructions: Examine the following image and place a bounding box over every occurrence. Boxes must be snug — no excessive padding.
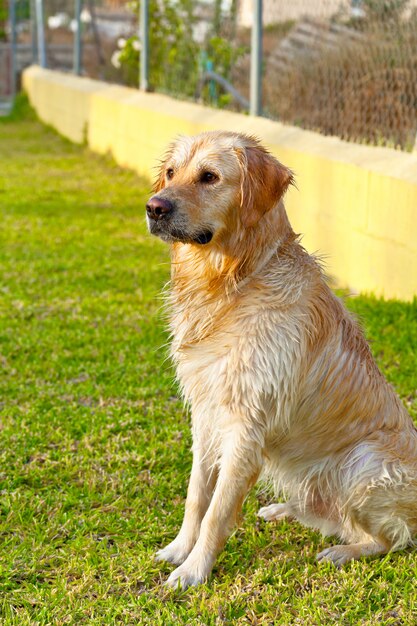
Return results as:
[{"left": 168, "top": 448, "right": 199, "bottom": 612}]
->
[
  {"left": 166, "top": 168, "right": 174, "bottom": 180},
  {"left": 200, "top": 171, "right": 218, "bottom": 184}
]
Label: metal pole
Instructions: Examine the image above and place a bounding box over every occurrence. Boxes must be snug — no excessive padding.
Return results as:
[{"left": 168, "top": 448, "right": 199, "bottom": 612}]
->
[
  {"left": 9, "top": 0, "right": 17, "bottom": 98},
  {"left": 87, "top": 0, "right": 105, "bottom": 72},
  {"left": 74, "top": 0, "right": 82, "bottom": 75},
  {"left": 140, "top": 0, "right": 149, "bottom": 91},
  {"left": 30, "top": 0, "right": 38, "bottom": 64},
  {"left": 35, "top": 0, "right": 46, "bottom": 67},
  {"left": 250, "top": 0, "right": 262, "bottom": 116}
]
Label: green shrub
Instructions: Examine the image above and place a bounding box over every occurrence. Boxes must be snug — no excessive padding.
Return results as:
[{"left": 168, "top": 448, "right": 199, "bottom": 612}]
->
[{"left": 117, "top": 1, "right": 247, "bottom": 106}]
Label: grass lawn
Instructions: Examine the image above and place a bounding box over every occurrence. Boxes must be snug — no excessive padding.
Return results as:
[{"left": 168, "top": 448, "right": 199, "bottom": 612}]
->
[{"left": 0, "top": 96, "right": 417, "bottom": 625}]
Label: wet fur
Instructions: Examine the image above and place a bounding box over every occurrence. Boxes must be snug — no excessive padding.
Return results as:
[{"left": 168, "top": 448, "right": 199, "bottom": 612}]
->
[{"left": 148, "top": 131, "right": 417, "bottom": 588}]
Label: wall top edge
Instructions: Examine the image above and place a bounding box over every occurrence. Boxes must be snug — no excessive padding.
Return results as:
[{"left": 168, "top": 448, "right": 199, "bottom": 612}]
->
[{"left": 24, "top": 66, "right": 417, "bottom": 186}]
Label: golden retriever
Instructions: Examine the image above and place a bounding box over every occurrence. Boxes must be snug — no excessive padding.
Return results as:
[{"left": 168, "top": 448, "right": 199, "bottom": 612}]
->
[{"left": 146, "top": 131, "right": 417, "bottom": 589}]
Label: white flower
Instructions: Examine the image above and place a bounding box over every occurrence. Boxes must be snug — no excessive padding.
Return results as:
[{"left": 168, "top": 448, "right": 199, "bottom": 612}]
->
[
  {"left": 117, "top": 37, "right": 127, "bottom": 49},
  {"left": 81, "top": 9, "right": 92, "bottom": 23},
  {"left": 111, "top": 50, "right": 122, "bottom": 69},
  {"left": 132, "top": 39, "right": 141, "bottom": 51},
  {"left": 48, "top": 15, "right": 60, "bottom": 29},
  {"left": 48, "top": 13, "right": 69, "bottom": 29}
]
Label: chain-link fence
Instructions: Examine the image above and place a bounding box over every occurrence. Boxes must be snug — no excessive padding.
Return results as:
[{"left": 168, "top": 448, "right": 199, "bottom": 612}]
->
[
  {"left": 261, "top": 0, "right": 417, "bottom": 151},
  {"left": 108, "top": 0, "right": 417, "bottom": 152},
  {"left": 1, "top": 0, "right": 136, "bottom": 94},
  {"left": 3, "top": 0, "right": 417, "bottom": 151}
]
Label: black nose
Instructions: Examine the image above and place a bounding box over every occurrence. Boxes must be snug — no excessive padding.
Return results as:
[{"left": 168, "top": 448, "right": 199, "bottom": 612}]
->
[{"left": 146, "top": 196, "right": 174, "bottom": 221}]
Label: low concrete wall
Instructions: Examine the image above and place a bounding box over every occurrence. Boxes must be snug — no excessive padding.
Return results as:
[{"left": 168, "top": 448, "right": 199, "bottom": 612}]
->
[{"left": 23, "top": 65, "right": 417, "bottom": 300}]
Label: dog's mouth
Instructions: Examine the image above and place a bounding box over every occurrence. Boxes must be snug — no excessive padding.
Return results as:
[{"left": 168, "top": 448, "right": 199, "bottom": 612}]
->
[
  {"left": 152, "top": 225, "right": 214, "bottom": 245},
  {"left": 192, "top": 231, "right": 213, "bottom": 245}
]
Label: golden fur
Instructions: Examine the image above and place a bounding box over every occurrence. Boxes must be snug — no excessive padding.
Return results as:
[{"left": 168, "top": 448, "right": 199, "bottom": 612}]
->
[{"left": 146, "top": 131, "right": 417, "bottom": 588}]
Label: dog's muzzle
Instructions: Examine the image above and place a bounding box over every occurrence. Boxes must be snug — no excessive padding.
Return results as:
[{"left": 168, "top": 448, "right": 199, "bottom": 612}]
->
[{"left": 146, "top": 195, "right": 213, "bottom": 245}]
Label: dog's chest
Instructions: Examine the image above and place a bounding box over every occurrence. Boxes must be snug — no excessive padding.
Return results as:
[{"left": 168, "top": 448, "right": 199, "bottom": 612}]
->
[{"left": 170, "top": 297, "right": 304, "bottom": 425}]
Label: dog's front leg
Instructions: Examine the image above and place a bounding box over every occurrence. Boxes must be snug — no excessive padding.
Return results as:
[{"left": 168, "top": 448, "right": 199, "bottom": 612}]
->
[
  {"left": 156, "top": 444, "right": 217, "bottom": 566},
  {"left": 165, "top": 426, "right": 262, "bottom": 589}
]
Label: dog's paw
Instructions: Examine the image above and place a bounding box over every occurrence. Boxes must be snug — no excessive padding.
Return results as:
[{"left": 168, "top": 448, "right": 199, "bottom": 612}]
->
[
  {"left": 317, "top": 541, "right": 385, "bottom": 567},
  {"left": 317, "top": 545, "right": 355, "bottom": 567},
  {"left": 155, "top": 538, "right": 193, "bottom": 566},
  {"left": 165, "top": 562, "right": 209, "bottom": 590},
  {"left": 257, "top": 502, "right": 291, "bottom": 522}
]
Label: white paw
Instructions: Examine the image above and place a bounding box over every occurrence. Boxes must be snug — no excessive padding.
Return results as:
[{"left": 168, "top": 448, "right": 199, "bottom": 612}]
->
[
  {"left": 257, "top": 503, "right": 290, "bottom": 521},
  {"left": 155, "top": 537, "right": 193, "bottom": 566},
  {"left": 317, "top": 545, "right": 353, "bottom": 567},
  {"left": 165, "top": 563, "right": 208, "bottom": 590}
]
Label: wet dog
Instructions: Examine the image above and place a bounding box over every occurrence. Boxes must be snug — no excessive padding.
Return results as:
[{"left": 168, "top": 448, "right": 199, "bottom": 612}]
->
[{"left": 146, "top": 131, "right": 417, "bottom": 588}]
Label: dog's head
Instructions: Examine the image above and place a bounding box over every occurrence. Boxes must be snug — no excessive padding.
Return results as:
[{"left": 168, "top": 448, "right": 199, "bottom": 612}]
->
[{"left": 146, "top": 131, "right": 294, "bottom": 246}]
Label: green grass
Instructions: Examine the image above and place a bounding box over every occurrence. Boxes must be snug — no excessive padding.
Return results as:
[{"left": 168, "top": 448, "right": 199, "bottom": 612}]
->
[{"left": 0, "top": 96, "right": 416, "bottom": 625}]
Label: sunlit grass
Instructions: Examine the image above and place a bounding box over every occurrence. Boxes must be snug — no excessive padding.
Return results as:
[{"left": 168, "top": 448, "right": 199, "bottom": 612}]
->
[{"left": 0, "top": 96, "right": 416, "bottom": 624}]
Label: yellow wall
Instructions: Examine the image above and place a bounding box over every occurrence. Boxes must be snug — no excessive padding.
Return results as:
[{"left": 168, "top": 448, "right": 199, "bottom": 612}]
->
[{"left": 23, "top": 66, "right": 417, "bottom": 300}]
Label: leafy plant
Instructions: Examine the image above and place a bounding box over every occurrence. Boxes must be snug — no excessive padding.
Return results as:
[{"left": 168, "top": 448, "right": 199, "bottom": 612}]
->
[
  {"left": 117, "top": 0, "right": 199, "bottom": 96},
  {"left": 0, "top": 3, "right": 7, "bottom": 40},
  {"left": 116, "top": 0, "right": 247, "bottom": 107}
]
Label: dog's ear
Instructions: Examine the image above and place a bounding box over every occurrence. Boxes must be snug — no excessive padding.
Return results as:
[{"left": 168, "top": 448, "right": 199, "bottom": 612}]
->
[
  {"left": 236, "top": 145, "right": 294, "bottom": 228},
  {"left": 153, "top": 143, "right": 175, "bottom": 193}
]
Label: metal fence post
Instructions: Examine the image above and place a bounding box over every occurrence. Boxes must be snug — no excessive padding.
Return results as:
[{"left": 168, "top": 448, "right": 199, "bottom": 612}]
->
[
  {"left": 9, "top": 0, "right": 17, "bottom": 98},
  {"left": 30, "top": 0, "right": 38, "bottom": 64},
  {"left": 140, "top": 0, "right": 149, "bottom": 91},
  {"left": 74, "top": 0, "right": 82, "bottom": 75},
  {"left": 250, "top": 0, "right": 262, "bottom": 116},
  {"left": 35, "top": 0, "right": 46, "bottom": 67}
]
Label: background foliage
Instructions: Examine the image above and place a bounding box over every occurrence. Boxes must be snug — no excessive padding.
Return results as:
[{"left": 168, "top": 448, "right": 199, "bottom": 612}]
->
[{"left": 118, "top": 0, "right": 245, "bottom": 107}]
